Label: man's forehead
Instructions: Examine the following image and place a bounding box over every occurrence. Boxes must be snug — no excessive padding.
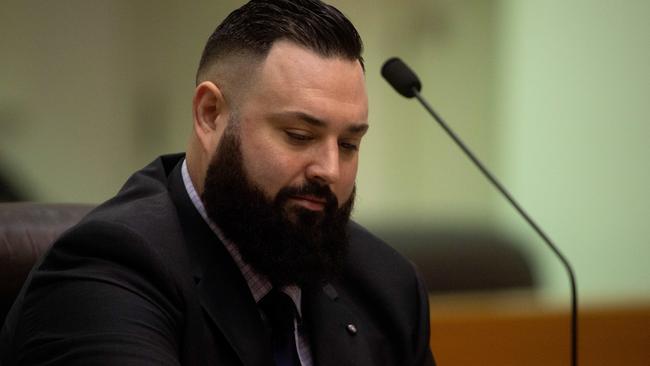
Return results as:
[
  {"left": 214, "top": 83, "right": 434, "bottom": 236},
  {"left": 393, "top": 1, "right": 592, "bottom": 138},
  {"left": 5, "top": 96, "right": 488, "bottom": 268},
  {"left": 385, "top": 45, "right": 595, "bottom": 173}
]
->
[{"left": 233, "top": 40, "right": 368, "bottom": 130}]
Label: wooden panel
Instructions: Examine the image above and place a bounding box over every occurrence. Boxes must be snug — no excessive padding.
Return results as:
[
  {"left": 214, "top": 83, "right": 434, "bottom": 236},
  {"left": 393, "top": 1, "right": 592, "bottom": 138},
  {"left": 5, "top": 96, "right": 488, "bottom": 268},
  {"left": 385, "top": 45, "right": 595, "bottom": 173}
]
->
[{"left": 428, "top": 294, "right": 650, "bottom": 366}]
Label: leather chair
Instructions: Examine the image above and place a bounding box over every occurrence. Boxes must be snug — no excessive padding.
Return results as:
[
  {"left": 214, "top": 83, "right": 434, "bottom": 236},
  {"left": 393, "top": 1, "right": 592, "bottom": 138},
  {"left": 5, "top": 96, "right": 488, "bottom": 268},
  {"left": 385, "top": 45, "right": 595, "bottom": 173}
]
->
[
  {"left": 382, "top": 230, "right": 537, "bottom": 294},
  {"left": 0, "top": 202, "right": 93, "bottom": 324},
  {"left": 0, "top": 202, "right": 536, "bottom": 325}
]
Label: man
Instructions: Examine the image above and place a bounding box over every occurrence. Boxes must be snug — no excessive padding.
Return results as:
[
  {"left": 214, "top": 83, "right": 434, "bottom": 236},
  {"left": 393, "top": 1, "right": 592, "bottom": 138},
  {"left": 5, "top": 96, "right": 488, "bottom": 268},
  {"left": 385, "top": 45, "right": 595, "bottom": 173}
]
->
[{"left": 1, "top": 1, "right": 435, "bottom": 365}]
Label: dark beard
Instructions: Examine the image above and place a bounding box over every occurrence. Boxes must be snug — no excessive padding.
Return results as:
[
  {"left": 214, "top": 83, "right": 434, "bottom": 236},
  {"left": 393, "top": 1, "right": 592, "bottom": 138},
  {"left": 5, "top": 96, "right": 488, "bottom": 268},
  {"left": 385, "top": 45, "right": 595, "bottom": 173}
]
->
[{"left": 201, "top": 127, "right": 354, "bottom": 287}]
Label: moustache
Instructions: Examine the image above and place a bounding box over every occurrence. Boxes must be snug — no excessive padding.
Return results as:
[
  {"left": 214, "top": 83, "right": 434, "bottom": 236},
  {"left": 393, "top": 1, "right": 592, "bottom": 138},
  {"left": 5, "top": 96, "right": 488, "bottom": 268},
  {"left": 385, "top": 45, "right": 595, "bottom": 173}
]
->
[{"left": 274, "top": 181, "right": 339, "bottom": 211}]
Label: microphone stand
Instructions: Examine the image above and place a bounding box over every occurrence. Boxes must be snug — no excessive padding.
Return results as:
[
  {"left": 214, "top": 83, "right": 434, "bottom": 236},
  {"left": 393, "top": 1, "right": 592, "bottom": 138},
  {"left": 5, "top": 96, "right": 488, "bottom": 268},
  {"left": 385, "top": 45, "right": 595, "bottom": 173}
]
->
[{"left": 412, "top": 88, "right": 578, "bottom": 366}]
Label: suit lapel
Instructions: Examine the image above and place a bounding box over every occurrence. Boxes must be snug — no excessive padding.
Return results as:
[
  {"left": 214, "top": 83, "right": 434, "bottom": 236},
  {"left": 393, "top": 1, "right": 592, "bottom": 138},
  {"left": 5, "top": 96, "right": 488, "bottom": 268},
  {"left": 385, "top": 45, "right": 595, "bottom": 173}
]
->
[
  {"left": 303, "top": 283, "right": 369, "bottom": 366},
  {"left": 167, "top": 160, "right": 273, "bottom": 366},
  {"left": 195, "top": 253, "right": 273, "bottom": 366}
]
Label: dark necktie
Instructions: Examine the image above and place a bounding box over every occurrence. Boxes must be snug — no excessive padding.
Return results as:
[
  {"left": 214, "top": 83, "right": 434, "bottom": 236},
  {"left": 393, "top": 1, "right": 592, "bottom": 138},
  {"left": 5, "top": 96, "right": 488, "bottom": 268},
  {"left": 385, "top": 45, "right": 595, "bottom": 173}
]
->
[{"left": 260, "top": 289, "right": 301, "bottom": 366}]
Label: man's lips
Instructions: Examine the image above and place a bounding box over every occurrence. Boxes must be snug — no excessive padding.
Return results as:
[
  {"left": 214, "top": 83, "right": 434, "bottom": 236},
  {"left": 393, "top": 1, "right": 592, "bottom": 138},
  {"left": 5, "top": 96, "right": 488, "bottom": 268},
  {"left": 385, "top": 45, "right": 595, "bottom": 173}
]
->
[{"left": 289, "top": 195, "right": 327, "bottom": 210}]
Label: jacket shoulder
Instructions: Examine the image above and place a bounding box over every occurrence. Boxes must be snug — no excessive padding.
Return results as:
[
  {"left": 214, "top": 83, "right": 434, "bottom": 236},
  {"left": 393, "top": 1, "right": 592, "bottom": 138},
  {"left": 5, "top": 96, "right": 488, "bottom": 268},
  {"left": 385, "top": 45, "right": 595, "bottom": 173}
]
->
[
  {"left": 1, "top": 155, "right": 196, "bottom": 365},
  {"left": 346, "top": 221, "right": 419, "bottom": 284}
]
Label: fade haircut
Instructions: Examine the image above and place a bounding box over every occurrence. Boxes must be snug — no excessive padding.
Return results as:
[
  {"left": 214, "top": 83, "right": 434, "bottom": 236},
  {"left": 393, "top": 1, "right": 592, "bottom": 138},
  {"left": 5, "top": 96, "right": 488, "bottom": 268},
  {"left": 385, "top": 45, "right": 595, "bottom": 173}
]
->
[{"left": 196, "top": 0, "right": 364, "bottom": 84}]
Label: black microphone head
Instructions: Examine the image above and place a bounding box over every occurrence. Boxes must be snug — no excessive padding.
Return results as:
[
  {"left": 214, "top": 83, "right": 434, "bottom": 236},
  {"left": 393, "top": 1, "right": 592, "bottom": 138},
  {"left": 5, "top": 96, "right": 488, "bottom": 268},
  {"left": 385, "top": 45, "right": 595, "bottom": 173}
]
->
[{"left": 381, "top": 57, "right": 422, "bottom": 98}]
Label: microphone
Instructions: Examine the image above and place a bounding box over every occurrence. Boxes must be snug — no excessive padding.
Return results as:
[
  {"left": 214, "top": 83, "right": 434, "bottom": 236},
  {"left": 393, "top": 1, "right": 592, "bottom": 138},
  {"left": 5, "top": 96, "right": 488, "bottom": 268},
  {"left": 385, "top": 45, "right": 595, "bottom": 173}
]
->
[
  {"left": 381, "top": 58, "right": 422, "bottom": 98},
  {"left": 382, "top": 57, "right": 578, "bottom": 366}
]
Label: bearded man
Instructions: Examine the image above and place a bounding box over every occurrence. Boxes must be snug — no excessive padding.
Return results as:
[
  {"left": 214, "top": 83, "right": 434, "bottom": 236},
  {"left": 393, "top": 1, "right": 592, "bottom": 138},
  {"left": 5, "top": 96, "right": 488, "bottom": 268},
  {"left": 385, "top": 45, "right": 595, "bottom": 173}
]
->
[{"left": 1, "top": 1, "right": 435, "bottom": 365}]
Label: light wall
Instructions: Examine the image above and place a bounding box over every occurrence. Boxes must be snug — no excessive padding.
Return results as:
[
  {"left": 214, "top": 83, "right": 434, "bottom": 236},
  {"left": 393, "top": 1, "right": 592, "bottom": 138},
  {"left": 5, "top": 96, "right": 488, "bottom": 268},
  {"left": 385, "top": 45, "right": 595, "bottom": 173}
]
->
[
  {"left": 1, "top": 0, "right": 647, "bottom": 305},
  {"left": 495, "top": 0, "right": 650, "bottom": 304}
]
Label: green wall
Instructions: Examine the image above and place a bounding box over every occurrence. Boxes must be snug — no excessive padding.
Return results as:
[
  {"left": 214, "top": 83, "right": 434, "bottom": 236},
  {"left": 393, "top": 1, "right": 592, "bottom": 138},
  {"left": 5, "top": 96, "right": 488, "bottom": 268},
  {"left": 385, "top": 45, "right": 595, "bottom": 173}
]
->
[{"left": 495, "top": 0, "right": 650, "bottom": 304}]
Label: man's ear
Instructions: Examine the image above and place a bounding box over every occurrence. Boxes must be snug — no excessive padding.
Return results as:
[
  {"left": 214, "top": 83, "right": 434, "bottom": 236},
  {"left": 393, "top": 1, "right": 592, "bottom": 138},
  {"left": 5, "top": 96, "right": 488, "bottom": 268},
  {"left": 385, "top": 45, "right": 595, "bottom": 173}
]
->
[{"left": 192, "top": 81, "right": 228, "bottom": 153}]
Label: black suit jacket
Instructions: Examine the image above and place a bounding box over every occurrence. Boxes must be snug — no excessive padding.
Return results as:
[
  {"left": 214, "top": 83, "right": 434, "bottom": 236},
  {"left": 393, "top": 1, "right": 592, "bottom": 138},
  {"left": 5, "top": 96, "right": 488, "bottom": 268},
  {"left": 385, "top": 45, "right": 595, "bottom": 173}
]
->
[{"left": 1, "top": 154, "right": 435, "bottom": 366}]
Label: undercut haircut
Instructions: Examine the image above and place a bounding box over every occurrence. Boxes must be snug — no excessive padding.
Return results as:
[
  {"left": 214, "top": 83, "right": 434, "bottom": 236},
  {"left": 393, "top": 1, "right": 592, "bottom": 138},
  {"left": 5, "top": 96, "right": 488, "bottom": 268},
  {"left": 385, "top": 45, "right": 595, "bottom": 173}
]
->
[{"left": 196, "top": 0, "right": 364, "bottom": 84}]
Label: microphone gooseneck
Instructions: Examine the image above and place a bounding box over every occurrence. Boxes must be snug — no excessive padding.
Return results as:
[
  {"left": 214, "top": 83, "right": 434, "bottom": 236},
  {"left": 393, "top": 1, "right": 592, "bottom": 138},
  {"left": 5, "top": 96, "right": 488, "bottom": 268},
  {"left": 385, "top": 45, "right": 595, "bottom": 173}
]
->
[{"left": 382, "top": 57, "right": 578, "bottom": 366}]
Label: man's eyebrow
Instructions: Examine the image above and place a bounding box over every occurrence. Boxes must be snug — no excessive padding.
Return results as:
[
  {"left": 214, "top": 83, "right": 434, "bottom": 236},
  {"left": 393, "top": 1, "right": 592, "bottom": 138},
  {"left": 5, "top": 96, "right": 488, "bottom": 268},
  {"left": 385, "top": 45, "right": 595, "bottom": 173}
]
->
[{"left": 273, "top": 111, "right": 369, "bottom": 134}]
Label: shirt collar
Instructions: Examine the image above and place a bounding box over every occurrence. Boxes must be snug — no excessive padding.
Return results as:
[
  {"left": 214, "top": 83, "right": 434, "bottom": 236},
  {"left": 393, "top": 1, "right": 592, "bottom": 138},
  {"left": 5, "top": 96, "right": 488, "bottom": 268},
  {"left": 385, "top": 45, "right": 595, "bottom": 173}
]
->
[{"left": 180, "top": 159, "right": 302, "bottom": 315}]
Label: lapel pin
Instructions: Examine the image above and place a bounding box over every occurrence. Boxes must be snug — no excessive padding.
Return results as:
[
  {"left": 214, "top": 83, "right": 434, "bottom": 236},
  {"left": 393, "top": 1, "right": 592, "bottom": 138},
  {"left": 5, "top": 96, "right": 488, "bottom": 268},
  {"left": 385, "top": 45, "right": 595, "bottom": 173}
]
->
[{"left": 346, "top": 323, "right": 357, "bottom": 335}]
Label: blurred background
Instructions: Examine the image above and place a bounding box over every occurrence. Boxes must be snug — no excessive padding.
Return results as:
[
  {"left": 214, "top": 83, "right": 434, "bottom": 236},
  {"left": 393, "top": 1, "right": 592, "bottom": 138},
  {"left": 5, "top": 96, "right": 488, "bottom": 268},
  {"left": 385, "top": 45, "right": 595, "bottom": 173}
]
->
[{"left": 1, "top": 0, "right": 648, "bottom": 311}]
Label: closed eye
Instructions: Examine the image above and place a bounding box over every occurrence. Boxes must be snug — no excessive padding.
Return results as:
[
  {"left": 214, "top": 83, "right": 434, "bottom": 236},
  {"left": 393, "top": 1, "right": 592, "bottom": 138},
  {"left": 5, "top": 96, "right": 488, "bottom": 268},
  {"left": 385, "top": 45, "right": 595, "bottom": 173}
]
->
[
  {"left": 339, "top": 141, "right": 359, "bottom": 152},
  {"left": 285, "top": 130, "right": 313, "bottom": 143}
]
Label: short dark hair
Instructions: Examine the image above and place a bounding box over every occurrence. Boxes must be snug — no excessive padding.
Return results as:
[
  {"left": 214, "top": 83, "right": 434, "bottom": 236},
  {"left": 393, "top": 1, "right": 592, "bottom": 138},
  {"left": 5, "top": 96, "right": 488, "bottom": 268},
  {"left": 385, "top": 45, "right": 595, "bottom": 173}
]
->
[{"left": 196, "top": 0, "right": 364, "bottom": 83}]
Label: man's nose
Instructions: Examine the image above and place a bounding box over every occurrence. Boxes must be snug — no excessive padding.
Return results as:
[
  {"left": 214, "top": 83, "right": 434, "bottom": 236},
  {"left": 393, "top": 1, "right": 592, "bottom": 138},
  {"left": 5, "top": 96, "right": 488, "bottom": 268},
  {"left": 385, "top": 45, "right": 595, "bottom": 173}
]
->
[{"left": 305, "top": 141, "right": 340, "bottom": 185}]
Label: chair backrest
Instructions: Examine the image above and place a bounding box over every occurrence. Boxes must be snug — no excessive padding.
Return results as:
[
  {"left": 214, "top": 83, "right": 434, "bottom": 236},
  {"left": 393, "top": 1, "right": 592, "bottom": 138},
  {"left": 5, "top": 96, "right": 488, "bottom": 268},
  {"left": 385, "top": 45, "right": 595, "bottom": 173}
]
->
[
  {"left": 0, "top": 202, "right": 93, "bottom": 323},
  {"left": 378, "top": 229, "right": 537, "bottom": 294}
]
